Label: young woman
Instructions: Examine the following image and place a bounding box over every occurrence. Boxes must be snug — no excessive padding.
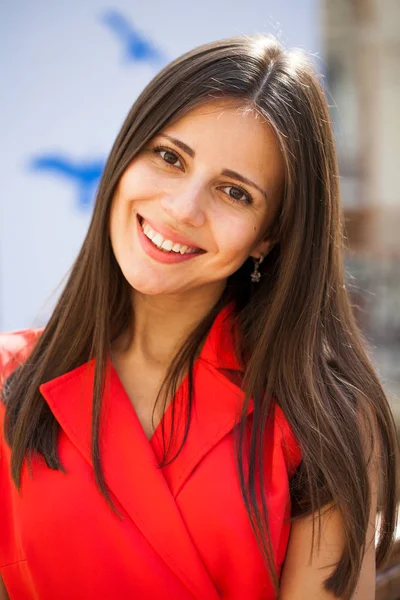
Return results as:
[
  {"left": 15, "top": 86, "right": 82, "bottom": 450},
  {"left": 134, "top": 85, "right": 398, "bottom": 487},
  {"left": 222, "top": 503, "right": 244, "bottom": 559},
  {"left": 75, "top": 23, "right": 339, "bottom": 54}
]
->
[{"left": 0, "top": 35, "right": 398, "bottom": 600}]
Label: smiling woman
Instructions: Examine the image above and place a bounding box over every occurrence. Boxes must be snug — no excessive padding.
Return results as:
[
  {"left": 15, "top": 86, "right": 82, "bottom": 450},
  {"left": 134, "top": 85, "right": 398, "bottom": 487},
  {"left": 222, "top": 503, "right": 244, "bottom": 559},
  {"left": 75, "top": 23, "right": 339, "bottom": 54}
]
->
[
  {"left": 0, "top": 35, "right": 398, "bottom": 600},
  {"left": 109, "top": 101, "right": 283, "bottom": 298}
]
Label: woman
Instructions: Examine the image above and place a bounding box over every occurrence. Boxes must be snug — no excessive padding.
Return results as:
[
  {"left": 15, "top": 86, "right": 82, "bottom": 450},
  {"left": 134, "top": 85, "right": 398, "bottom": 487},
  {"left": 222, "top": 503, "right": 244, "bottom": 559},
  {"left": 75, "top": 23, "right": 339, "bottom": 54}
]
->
[{"left": 0, "top": 35, "right": 398, "bottom": 599}]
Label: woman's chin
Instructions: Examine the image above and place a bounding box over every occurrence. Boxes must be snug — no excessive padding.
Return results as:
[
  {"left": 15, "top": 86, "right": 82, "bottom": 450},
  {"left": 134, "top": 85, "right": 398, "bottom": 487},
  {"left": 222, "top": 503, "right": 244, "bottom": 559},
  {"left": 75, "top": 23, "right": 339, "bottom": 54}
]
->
[{"left": 123, "top": 270, "right": 185, "bottom": 297}]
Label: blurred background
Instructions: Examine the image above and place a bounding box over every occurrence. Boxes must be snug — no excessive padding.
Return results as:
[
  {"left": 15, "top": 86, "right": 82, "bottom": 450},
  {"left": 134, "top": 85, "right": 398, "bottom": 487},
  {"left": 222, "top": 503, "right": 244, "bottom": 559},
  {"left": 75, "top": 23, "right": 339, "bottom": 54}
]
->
[{"left": 0, "top": 1, "right": 399, "bottom": 417}]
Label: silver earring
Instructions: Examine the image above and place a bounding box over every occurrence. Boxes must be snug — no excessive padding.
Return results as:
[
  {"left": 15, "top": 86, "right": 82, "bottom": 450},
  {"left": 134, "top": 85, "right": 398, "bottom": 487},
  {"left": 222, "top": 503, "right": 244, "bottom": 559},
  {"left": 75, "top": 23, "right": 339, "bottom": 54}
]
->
[{"left": 250, "top": 254, "right": 264, "bottom": 283}]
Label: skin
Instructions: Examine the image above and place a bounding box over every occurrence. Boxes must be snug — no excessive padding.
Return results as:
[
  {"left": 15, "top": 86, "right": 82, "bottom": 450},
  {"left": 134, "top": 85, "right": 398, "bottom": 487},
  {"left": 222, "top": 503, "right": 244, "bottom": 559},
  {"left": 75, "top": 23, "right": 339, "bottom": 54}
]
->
[{"left": 109, "top": 99, "right": 284, "bottom": 369}]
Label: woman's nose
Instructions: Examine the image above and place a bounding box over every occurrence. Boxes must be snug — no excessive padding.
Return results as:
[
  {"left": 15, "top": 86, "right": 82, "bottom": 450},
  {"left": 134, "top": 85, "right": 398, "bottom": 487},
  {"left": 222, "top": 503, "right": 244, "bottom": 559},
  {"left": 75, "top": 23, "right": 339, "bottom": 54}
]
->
[{"left": 160, "top": 183, "right": 207, "bottom": 228}]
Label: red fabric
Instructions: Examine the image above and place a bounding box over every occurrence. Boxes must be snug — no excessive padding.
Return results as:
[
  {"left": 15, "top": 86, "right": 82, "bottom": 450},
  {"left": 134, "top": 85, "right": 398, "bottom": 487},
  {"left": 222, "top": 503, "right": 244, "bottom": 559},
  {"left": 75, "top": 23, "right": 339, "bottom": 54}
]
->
[{"left": 0, "top": 307, "right": 302, "bottom": 599}]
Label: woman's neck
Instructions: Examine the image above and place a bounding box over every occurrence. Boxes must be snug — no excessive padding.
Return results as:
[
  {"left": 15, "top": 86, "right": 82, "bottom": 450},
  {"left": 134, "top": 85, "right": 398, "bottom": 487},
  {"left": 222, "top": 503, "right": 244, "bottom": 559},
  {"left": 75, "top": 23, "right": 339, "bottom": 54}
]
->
[{"left": 113, "top": 285, "right": 225, "bottom": 368}]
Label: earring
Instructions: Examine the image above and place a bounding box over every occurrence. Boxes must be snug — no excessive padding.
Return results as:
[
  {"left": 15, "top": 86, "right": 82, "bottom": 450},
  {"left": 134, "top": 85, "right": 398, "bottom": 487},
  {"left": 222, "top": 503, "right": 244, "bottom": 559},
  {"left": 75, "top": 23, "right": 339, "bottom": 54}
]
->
[{"left": 250, "top": 254, "right": 264, "bottom": 283}]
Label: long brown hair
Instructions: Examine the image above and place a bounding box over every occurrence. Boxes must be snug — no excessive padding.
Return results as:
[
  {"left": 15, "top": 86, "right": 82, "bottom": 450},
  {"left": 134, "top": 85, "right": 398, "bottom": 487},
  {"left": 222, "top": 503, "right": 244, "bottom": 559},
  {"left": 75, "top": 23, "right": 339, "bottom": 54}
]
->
[{"left": 2, "top": 35, "right": 398, "bottom": 598}]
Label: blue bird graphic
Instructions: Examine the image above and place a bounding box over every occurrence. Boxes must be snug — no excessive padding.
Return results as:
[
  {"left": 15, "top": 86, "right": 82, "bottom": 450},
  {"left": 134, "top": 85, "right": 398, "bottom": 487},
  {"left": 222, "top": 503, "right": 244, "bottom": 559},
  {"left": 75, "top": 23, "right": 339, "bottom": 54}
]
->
[
  {"left": 30, "top": 154, "right": 105, "bottom": 210},
  {"left": 101, "top": 10, "right": 166, "bottom": 66}
]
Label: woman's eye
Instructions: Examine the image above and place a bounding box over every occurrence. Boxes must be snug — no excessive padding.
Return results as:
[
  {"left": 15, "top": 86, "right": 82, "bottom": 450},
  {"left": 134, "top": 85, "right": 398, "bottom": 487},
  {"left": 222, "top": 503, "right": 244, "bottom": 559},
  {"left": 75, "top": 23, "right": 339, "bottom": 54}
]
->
[
  {"left": 153, "top": 146, "right": 183, "bottom": 169},
  {"left": 220, "top": 185, "right": 253, "bottom": 205}
]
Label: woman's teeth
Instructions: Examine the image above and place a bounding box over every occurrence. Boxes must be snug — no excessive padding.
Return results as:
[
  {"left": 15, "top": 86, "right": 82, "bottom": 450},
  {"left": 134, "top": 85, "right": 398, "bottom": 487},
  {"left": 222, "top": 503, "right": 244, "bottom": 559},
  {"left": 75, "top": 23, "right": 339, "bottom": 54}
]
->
[{"left": 141, "top": 220, "right": 199, "bottom": 255}]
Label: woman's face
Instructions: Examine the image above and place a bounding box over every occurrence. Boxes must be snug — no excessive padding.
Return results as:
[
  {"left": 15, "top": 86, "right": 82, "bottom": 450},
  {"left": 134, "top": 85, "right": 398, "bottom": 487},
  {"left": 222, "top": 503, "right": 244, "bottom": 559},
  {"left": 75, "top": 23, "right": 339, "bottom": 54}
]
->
[{"left": 109, "top": 99, "right": 284, "bottom": 299}]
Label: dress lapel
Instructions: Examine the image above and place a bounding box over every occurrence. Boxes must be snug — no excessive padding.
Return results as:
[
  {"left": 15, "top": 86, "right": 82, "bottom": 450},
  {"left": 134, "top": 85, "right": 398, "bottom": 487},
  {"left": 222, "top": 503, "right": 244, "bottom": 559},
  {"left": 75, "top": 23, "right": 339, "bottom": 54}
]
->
[
  {"left": 150, "top": 303, "right": 253, "bottom": 492},
  {"left": 39, "top": 304, "right": 252, "bottom": 600},
  {"left": 150, "top": 358, "right": 254, "bottom": 497}
]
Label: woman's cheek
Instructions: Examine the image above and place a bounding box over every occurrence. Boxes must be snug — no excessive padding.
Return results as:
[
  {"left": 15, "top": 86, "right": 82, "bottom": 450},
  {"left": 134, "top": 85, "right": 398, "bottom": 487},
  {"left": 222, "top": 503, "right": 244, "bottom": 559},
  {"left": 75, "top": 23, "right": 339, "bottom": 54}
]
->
[
  {"left": 220, "top": 227, "right": 254, "bottom": 263},
  {"left": 118, "top": 161, "right": 157, "bottom": 197}
]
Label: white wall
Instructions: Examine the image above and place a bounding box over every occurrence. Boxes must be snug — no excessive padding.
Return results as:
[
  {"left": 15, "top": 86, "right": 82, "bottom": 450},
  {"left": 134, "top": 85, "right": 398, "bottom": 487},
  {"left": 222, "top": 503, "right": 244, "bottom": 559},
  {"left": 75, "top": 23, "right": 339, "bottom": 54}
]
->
[{"left": 0, "top": 0, "right": 321, "bottom": 331}]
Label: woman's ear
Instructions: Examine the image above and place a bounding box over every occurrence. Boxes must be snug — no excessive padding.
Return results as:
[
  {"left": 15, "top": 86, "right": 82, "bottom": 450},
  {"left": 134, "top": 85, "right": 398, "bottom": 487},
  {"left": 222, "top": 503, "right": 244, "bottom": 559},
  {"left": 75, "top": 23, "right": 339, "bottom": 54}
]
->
[{"left": 250, "top": 237, "right": 275, "bottom": 260}]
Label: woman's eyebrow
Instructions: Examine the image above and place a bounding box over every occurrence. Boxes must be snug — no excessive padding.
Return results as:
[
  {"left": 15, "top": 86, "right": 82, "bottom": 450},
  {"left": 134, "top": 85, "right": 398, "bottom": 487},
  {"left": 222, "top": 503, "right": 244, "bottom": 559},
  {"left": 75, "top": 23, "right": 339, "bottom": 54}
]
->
[
  {"left": 220, "top": 169, "right": 268, "bottom": 201},
  {"left": 160, "top": 134, "right": 195, "bottom": 158},
  {"left": 159, "top": 134, "right": 268, "bottom": 200}
]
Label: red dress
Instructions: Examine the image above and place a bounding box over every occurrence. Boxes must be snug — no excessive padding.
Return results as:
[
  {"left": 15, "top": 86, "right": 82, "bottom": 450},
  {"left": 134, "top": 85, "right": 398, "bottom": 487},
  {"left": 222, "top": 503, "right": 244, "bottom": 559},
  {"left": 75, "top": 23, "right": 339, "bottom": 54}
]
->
[{"left": 0, "top": 307, "right": 302, "bottom": 599}]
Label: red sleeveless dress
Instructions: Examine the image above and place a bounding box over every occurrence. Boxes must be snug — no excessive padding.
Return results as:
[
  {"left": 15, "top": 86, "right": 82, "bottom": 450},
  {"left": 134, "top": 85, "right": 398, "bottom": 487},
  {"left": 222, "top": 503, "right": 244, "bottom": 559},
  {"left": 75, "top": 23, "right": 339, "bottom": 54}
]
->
[{"left": 0, "top": 306, "right": 302, "bottom": 599}]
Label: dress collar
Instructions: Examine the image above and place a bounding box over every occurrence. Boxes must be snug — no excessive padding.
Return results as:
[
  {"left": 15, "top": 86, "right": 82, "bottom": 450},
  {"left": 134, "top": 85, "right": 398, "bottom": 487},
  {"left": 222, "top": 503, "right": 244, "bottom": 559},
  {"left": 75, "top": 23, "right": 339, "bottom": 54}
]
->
[{"left": 198, "top": 302, "right": 243, "bottom": 371}]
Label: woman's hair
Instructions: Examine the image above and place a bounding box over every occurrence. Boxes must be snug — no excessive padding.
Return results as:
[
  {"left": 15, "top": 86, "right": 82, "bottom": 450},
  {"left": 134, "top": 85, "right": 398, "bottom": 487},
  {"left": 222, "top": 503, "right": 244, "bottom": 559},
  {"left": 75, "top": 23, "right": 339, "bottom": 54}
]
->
[{"left": 3, "top": 35, "right": 398, "bottom": 598}]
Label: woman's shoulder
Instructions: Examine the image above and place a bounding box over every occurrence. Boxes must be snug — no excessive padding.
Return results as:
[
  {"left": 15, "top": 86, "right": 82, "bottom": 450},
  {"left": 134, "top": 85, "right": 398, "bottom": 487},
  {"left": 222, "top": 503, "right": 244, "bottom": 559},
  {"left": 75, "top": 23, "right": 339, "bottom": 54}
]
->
[{"left": 0, "top": 328, "right": 43, "bottom": 389}]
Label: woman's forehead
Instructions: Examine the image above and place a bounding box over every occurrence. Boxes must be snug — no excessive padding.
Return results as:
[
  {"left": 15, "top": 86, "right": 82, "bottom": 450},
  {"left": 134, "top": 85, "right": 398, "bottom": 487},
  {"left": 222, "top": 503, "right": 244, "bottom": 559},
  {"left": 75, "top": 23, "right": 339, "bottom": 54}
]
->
[{"left": 157, "top": 99, "right": 285, "bottom": 193}]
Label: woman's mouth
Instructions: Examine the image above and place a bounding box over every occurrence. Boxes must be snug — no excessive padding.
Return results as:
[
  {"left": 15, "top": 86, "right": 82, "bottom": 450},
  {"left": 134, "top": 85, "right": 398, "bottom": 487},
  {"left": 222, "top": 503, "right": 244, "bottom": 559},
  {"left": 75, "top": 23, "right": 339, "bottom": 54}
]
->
[
  {"left": 137, "top": 215, "right": 205, "bottom": 264},
  {"left": 138, "top": 215, "right": 203, "bottom": 255}
]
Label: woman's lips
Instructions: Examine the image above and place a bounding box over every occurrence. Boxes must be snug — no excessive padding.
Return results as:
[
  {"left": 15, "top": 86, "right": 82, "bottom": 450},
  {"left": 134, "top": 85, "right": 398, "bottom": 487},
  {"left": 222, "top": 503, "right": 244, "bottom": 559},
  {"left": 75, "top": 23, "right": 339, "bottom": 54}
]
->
[
  {"left": 136, "top": 215, "right": 205, "bottom": 264},
  {"left": 138, "top": 214, "right": 204, "bottom": 252}
]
